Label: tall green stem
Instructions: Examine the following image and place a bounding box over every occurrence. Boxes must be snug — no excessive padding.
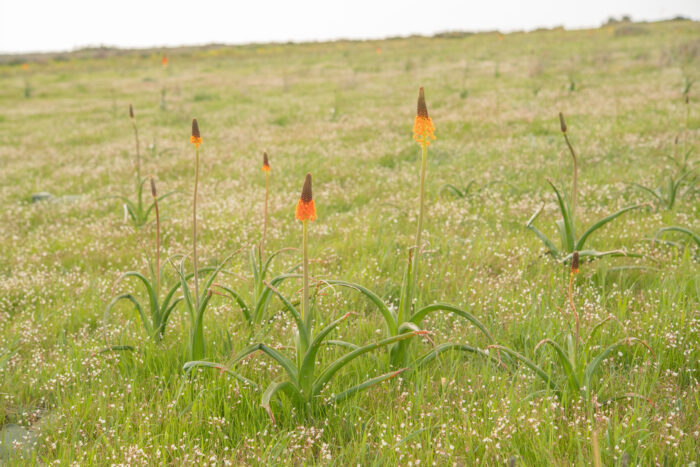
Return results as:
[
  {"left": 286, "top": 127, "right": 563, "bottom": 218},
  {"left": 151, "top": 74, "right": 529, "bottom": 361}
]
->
[
  {"left": 302, "top": 220, "right": 310, "bottom": 333},
  {"left": 411, "top": 143, "right": 428, "bottom": 302},
  {"left": 563, "top": 133, "right": 578, "bottom": 223},
  {"left": 153, "top": 196, "right": 160, "bottom": 294},
  {"left": 131, "top": 121, "right": 141, "bottom": 181},
  {"left": 260, "top": 172, "right": 269, "bottom": 262},
  {"left": 193, "top": 146, "right": 200, "bottom": 309}
]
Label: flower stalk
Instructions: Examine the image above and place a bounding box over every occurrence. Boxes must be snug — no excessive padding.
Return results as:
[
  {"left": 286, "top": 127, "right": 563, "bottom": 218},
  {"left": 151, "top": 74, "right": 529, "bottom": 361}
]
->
[
  {"left": 411, "top": 87, "right": 436, "bottom": 303},
  {"left": 150, "top": 176, "right": 160, "bottom": 293},
  {"left": 129, "top": 104, "right": 141, "bottom": 182},
  {"left": 559, "top": 112, "right": 577, "bottom": 222},
  {"left": 296, "top": 173, "right": 316, "bottom": 330},
  {"left": 568, "top": 251, "right": 580, "bottom": 346},
  {"left": 260, "top": 152, "right": 271, "bottom": 261},
  {"left": 191, "top": 118, "right": 202, "bottom": 308}
]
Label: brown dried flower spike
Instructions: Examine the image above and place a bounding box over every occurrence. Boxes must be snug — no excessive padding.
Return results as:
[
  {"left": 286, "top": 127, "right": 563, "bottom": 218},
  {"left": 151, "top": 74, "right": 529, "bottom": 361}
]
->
[
  {"left": 190, "top": 118, "right": 202, "bottom": 147},
  {"left": 571, "top": 251, "right": 579, "bottom": 275},
  {"left": 559, "top": 112, "right": 567, "bottom": 133},
  {"left": 262, "top": 152, "right": 271, "bottom": 172},
  {"left": 129, "top": 104, "right": 134, "bottom": 120}
]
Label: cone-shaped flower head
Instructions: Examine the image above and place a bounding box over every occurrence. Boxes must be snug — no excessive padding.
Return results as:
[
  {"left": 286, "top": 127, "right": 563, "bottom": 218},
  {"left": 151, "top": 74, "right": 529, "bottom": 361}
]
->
[
  {"left": 412, "top": 87, "right": 436, "bottom": 146},
  {"left": 150, "top": 175, "right": 157, "bottom": 198},
  {"left": 190, "top": 118, "right": 202, "bottom": 147},
  {"left": 162, "top": 54, "right": 168, "bottom": 68},
  {"left": 295, "top": 173, "right": 316, "bottom": 221},
  {"left": 571, "top": 251, "right": 579, "bottom": 275},
  {"left": 129, "top": 104, "right": 134, "bottom": 120},
  {"left": 262, "top": 152, "right": 271, "bottom": 172},
  {"left": 559, "top": 112, "right": 567, "bottom": 133}
]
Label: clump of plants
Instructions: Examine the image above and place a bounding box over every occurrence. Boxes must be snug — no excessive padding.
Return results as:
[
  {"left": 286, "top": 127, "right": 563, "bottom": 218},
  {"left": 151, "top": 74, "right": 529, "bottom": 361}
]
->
[
  {"left": 489, "top": 251, "right": 654, "bottom": 405},
  {"left": 489, "top": 251, "right": 654, "bottom": 465},
  {"left": 104, "top": 176, "right": 183, "bottom": 346},
  {"left": 216, "top": 153, "right": 300, "bottom": 329},
  {"left": 632, "top": 99, "right": 697, "bottom": 210},
  {"left": 185, "top": 174, "right": 428, "bottom": 420},
  {"left": 440, "top": 179, "right": 519, "bottom": 200},
  {"left": 108, "top": 105, "right": 177, "bottom": 228},
  {"left": 324, "top": 88, "right": 495, "bottom": 368},
  {"left": 526, "top": 112, "right": 647, "bottom": 262}
]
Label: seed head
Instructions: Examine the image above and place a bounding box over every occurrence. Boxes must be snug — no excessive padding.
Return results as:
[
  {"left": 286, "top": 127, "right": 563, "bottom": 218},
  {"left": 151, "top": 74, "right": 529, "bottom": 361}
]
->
[
  {"left": 262, "top": 152, "right": 271, "bottom": 172},
  {"left": 301, "top": 173, "right": 313, "bottom": 202},
  {"left": 129, "top": 104, "right": 134, "bottom": 120},
  {"left": 559, "top": 112, "right": 567, "bottom": 133},
  {"left": 417, "top": 87, "right": 429, "bottom": 119},
  {"left": 190, "top": 118, "right": 202, "bottom": 147},
  {"left": 571, "top": 251, "right": 579, "bottom": 275},
  {"left": 150, "top": 176, "right": 157, "bottom": 198},
  {"left": 685, "top": 95, "right": 690, "bottom": 105}
]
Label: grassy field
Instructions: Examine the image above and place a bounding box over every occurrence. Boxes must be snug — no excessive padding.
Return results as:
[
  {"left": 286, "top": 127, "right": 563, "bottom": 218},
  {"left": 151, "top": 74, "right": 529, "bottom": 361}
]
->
[{"left": 0, "top": 19, "right": 698, "bottom": 465}]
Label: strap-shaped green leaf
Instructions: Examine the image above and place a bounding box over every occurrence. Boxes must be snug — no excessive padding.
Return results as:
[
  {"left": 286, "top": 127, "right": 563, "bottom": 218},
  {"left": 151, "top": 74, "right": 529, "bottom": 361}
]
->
[
  {"left": 535, "top": 339, "right": 580, "bottom": 393},
  {"left": 413, "top": 343, "right": 496, "bottom": 368},
  {"left": 548, "top": 180, "right": 575, "bottom": 252},
  {"left": 312, "top": 331, "right": 422, "bottom": 397},
  {"left": 322, "top": 280, "right": 397, "bottom": 335},
  {"left": 104, "top": 293, "right": 152, "bottom": 337},
  {"left": 488, "top": 345, "right": 559, "bottom": 393},
  {"left": 409, "top": 303, "right": 493, "bottom": 342},
  {"left": 575, "top": 204, "right": 645, "bottom": 251},
  {"left": 331, "top": 368, "right": 408, "bottom": 403},
  {"left": 182, "top": 360, "right": 258, "bottom": 388}
]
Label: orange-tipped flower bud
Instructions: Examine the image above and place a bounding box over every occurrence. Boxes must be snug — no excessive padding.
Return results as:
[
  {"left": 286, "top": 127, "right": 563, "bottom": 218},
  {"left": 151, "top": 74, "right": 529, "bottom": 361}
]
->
[
  {"left": 262, "top": 152, "right": 271, "bottom": 172},
  {"left": 571, "top": 251, "right": 579, "bottom": 275},
  {"left": 190, "top": 118, "right": 202, "bottom": 147},
  {"left": 559, "top": 112, "right": 567, "bottom": 133},
  {"left": 413, "top": 87, "right": 436, "bottom": 146},
  {"left": 150, "top": 176, "right": 157, "bottom": 198},
  {"left": 295, "top": 173, "right": 316, "bottom": 221},
  {"left": 129, "top": 104, "right": 134, "bottom": 120}
]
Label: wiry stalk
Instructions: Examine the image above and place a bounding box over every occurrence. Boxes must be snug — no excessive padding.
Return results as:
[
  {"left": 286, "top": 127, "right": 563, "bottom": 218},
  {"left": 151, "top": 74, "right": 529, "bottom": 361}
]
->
[
  {"left": 261, "top": 170, "right": 269, "bottom": 260},
  {"left": 193, "top": 145, "right": 200, "bottom": 308},
  {"left": 592, "top": 428, "right": 602, "bottom": 467},
  {"left": 130, "top": 107, "right": 141, "bottom": 181},
  {"left": 150, "top": 177, "right": 160, "bottom": 293},
  {"left": 568, "top": 251, "right": 580, "bottom": 347},
  {"left": 410, "top": 143, "right": 428, "bottom": 306},
  {"left": 559, "top": 112, "right": 577, "bottom": 222},
  {"left": 302, "top": 220, "right": 310, "bottom": 332},
  {"left": 415, "top": 143, "right": 428, "bottom": 258}
]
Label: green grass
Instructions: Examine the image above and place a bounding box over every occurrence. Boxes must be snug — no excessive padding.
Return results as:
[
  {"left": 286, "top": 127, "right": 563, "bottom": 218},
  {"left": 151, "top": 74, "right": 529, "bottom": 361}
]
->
[{"left": 0, "top": 20, "right": 699, "bottom": 465}]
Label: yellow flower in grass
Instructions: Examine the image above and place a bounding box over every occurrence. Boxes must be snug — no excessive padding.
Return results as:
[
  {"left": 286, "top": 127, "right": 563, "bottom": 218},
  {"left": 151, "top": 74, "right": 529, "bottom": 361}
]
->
[
  {"left": 190, "top": 118, "right": 202, "bottom": 147},
  {"left": 412, "top": 87, "right": 435, "bottom": 146},
  {"left": 295, "top": 173, "right": 316, "bottom": 222}
]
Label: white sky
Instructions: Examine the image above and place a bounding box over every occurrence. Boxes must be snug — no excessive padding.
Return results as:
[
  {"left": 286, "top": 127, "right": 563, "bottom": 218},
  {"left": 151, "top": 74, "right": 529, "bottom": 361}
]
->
[{"left": 1, "top": 0, "right": 699, "bottom": 54}]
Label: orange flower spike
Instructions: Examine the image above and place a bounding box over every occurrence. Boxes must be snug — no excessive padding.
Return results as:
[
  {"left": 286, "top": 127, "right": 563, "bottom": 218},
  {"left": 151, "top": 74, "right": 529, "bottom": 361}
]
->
[
  {"left": 295, "top": 173, "right": 316, "bottom": 222},
  {"left": 190, "top": 118, "right": 202, "bottom": 147},
  {"left": 412, "top": 87, "right": 436, "bottom": 147},
  {"left": 162, "top": 54, "right": 168, "bottom": 68},
  {"left": 262, "top": 152, "right": 271, "bottom": 172}
]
